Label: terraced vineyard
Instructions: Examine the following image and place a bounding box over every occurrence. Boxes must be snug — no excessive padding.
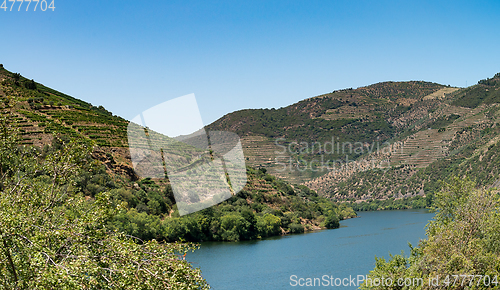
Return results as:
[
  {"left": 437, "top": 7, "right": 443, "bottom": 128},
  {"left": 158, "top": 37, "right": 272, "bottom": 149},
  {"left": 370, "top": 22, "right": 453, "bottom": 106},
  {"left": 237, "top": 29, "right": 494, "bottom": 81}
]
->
[
  {"left": 304, "top": 73, "right": 500, "bottom": 201},
  {"left": 3, "top": 63, "right": 500, "bottom": 206},
  {"left": 0, "top": 65, "right": 138, "bottom": 186},
  {"left": 209, "top": 71, "right": 500, "bottom": 203},
  {"left": 390, "top": 129, "right": 450, "bottom": 168},
  {"left": 0, "top": 66, "right": 129, "bottom": 148}
]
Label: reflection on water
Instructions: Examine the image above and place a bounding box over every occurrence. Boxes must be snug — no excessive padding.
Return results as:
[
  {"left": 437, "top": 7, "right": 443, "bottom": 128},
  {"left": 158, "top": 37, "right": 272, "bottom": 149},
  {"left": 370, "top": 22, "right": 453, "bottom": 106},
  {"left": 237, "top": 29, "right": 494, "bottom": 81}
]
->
[{"left": 188, "top": 209, "right": 435, "bottom": 289}]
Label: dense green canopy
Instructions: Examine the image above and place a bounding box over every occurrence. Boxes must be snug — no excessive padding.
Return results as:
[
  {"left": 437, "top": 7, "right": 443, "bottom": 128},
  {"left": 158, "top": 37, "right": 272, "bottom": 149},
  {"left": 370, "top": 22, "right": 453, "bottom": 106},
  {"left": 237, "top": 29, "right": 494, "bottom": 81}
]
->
[
  {"left": 361, "top": 177, "right": 500, "bottom": 289},
  {"left": 0, "top": 119, "right": 209, "bottom": 289}
]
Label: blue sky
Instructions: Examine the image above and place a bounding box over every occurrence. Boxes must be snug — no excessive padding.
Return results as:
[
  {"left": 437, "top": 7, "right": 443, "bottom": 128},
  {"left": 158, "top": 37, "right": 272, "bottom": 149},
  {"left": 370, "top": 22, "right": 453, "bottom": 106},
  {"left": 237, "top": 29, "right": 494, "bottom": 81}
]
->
[{"left": 2, "top": 0, "right": 500, "bottom": 124}]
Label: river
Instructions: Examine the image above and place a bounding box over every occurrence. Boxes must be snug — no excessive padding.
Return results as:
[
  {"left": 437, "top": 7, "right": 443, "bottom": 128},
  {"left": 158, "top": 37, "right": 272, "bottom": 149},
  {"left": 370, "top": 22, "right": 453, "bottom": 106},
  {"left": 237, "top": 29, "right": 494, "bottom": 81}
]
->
[{"left": 187, "top": 209, "right": 434, "bottom": 289}]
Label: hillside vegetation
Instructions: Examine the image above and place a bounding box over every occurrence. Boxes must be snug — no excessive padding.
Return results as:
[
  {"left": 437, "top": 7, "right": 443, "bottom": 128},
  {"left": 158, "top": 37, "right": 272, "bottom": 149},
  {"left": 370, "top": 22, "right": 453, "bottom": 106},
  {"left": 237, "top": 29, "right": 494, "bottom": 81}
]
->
[
  {"left": 4, "top": 63, "right": 500, "bottom": 288},
  {"left": 0, "top": 67, "right": 129, "bottom": 148},
  {"left": 0, "top": 65, "right": 355, "bottom": 243},
  {"left": 111, "top": 167, "right": 356, "bottom": 242},
  {"left": 304, "top": 72, "right": 500, "bottom": 209},
  {"left": 3, "top": 64, "right": 500, "bottom": 213},
  {"left": 207, "top": 70, "right": 500, "bottom": 209},
  {"left": 208, "top": 81, "right": 446, "bottom": 184},
  {"left": 0, "top": 117, "right": 209, "bottom": 289},
  {"left": 362, "top": 177, "right": 500, "bottom": 289}
]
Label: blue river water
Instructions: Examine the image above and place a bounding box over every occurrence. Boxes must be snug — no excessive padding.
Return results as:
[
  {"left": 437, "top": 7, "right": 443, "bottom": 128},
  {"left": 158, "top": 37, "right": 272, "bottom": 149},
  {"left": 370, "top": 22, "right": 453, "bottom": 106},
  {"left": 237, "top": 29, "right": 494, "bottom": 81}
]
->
[{"left": 187, "top": 209, "right": 435, "bottom": 289}]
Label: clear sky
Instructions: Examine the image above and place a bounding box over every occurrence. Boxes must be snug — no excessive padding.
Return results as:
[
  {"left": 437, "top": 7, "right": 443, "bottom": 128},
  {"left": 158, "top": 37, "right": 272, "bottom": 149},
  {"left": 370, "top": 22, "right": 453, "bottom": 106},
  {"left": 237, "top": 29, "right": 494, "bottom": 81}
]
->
[{"left": 2, "top": 0, "right": 500, "bottom": 125}]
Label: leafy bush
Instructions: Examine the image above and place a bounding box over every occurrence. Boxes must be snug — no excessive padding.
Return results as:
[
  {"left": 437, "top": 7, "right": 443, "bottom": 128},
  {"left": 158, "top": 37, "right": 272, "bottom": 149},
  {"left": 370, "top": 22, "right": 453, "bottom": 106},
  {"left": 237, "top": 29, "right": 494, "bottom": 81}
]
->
[
  {"left": 0, "top": 120, "right": 209, "bottom": 289},
  {"left": 288, "top": 223, "right": 305, "bottom": 234},
  {"left": 361, "top": 177, "right": 500, "bottom": 289}
]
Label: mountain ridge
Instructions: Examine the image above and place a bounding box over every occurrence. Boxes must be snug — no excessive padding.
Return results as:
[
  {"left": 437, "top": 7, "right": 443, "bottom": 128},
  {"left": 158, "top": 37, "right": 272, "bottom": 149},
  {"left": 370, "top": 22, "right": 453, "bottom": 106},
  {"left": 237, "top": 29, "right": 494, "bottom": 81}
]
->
[
  {"left": 3, "top": 63, "right": 500, "bottom": 206},
  {"left": 208, "top": 72, "right": 500, "bottom": 204},
  {"left": 0, "top": 64, "right": 357, "bottom": 241}
]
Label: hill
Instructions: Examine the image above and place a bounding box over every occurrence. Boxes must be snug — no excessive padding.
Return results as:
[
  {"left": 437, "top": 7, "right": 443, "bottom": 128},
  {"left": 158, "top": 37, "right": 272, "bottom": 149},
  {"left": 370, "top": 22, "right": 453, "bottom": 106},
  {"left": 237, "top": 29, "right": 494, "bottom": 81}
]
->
[
  {"left": 0, "top": 64, "right": 355, "bottom": 242},
  {"left": 304, "top": 72, "right": 500, "bottom": 206},
  {"left": 207, "top": 81, "right": 447, "bottom": 184},
  {"left": 4, "top": 63, "right": 500, "bottom": 211},
  {"left": 110, "top": 167, "right": 356, "bottom": 242},
  {"left": 0, "top": 65, "right": 140, "bottom": 180},
  {"left": 207, "top": 71, "right": 500, "bottom": 207}
]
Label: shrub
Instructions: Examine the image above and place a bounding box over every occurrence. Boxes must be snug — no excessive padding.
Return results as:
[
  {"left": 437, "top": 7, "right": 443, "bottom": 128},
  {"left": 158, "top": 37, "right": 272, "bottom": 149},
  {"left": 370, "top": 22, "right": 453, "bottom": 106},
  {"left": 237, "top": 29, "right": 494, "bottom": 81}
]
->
[{"left": 288, "top": 223, "right": 304, "bottom": 234}]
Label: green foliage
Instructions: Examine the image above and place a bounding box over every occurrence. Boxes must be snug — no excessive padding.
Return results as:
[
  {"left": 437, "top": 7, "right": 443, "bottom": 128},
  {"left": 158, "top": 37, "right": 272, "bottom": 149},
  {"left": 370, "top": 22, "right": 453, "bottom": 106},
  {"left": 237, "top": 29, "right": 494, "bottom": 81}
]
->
[
  {"left": 362, "top": 177, "right": 500, "bottom": 289},
  {"left": 256, "top": 213, "right": 282, "bottom": 237},
  {"left": 478, "top": 73, "right": 500, "bottom": 86},
  {"left": 323, "top": 210, "right": 340, "bottom": 229},
  {"left": 0, "top": 120, "right": 209, "bottom": 289},
  {"left": 12, "top": 73, "right": 21, "bottom": 82},
  {"left": 428, "top": 113, "right": 460, "bottom": 129},
  {"left": 23, "top": 79, "right": 37, "bottom": 90},
  {"left": 453, "top": 72, "right": 500, "bottom": 108},
  {"left": 360, "top": 248, "right": 423, "bottom": 290},
  {"left": 109, "top": 167, "right": 356, "bottom": 242},
  {"left": 422, "top": 177, "right": 500, "bottom": 279},
  {"left": 288, "top": 223, "right": 305, "bottom": 234},
  {"left": 351, "top": 196, "right": 428, "bottom": 211}
]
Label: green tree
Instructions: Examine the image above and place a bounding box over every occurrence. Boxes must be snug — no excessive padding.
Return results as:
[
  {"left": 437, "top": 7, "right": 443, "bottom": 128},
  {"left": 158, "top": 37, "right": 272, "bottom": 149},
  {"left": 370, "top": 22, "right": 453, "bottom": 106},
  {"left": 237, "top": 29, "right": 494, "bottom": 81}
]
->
[
  {"left": 323, "top": 210, "right": 340, "bottom": 229},
  {"left": 362, "top": 177, "right": 500, "bottom": 289},
  {"left": 220, "top": 213, "right": 247, "bottom": 241},
  {"left": 24, "top": 79, "right": 37, "bottom": 90},
  {"left": 0, "top": 120, "right": 209, "bottom": 289},
  {"left": 12, "top": 73, "right": 21, "bottom": 81},
  {"left": 257, "top": 213, "right": 281, "bottom": 237},
  {"left": 240, "top": 209, "right": 258, "bottom": 240}
]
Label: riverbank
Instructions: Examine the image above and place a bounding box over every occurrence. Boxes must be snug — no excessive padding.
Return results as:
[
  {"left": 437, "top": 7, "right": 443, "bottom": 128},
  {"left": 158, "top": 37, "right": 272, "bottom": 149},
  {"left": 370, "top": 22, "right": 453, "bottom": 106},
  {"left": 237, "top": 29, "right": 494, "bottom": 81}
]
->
[
  {"left": 342, "top": 195, "right": 432, "bottom": 211},
  {"left": 188, "top": 209, "right": 433, "bottom": 290}
]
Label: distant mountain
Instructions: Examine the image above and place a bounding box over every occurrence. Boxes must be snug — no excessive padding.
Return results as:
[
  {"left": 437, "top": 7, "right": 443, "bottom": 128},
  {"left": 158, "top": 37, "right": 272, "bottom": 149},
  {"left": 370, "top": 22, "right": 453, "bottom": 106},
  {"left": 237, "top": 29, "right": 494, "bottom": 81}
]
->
[
  {"left": 207, "top": 80, "right": 447, "bottom": 183},
  {"left": 3, "top": 64, "right": 500, "bottom": 206},
  {"left": 208, "top": 72, "right": 500, "bottom": 203},
  {"left": 0, "top": 65, "right": 137, "bottom": 179},
  {"left": 0, "top": 65, "right": 355, "bottom": 238}
]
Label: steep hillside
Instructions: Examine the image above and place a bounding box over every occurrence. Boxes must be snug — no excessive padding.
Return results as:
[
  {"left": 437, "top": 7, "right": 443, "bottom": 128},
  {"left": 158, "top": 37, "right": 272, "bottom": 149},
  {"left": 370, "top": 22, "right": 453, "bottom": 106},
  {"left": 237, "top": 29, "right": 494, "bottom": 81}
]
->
[
  {"left": 4, "top": 63, "right": 500, "bottom": 208},
  {"left": 207, "top": 81, "right": 447, "bottom": 184},
  {"left": 0, "top": 65, "right": 137, "bottom": 180},
  {"left": 111, "top": 167, "right": 356, "bottom": 242},
  {"left": 0, "top": 64, "right": 355, "bottom": 242},
  {"left": 305, "top": 72, "right": 500, "bottom": 203},
  {"left": 207, "top": 72, "right": 500, "bottom": 204},
  {"left": 452, "top": 73, "right": 500, "bottom": 108}
]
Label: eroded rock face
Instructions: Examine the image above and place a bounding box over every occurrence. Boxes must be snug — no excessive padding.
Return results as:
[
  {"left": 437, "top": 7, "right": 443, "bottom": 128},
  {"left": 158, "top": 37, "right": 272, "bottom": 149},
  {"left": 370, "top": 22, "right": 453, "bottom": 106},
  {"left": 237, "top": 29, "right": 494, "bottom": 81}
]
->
[{"left": 92, "top": 147, "right": 138, "bottom": 181}]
